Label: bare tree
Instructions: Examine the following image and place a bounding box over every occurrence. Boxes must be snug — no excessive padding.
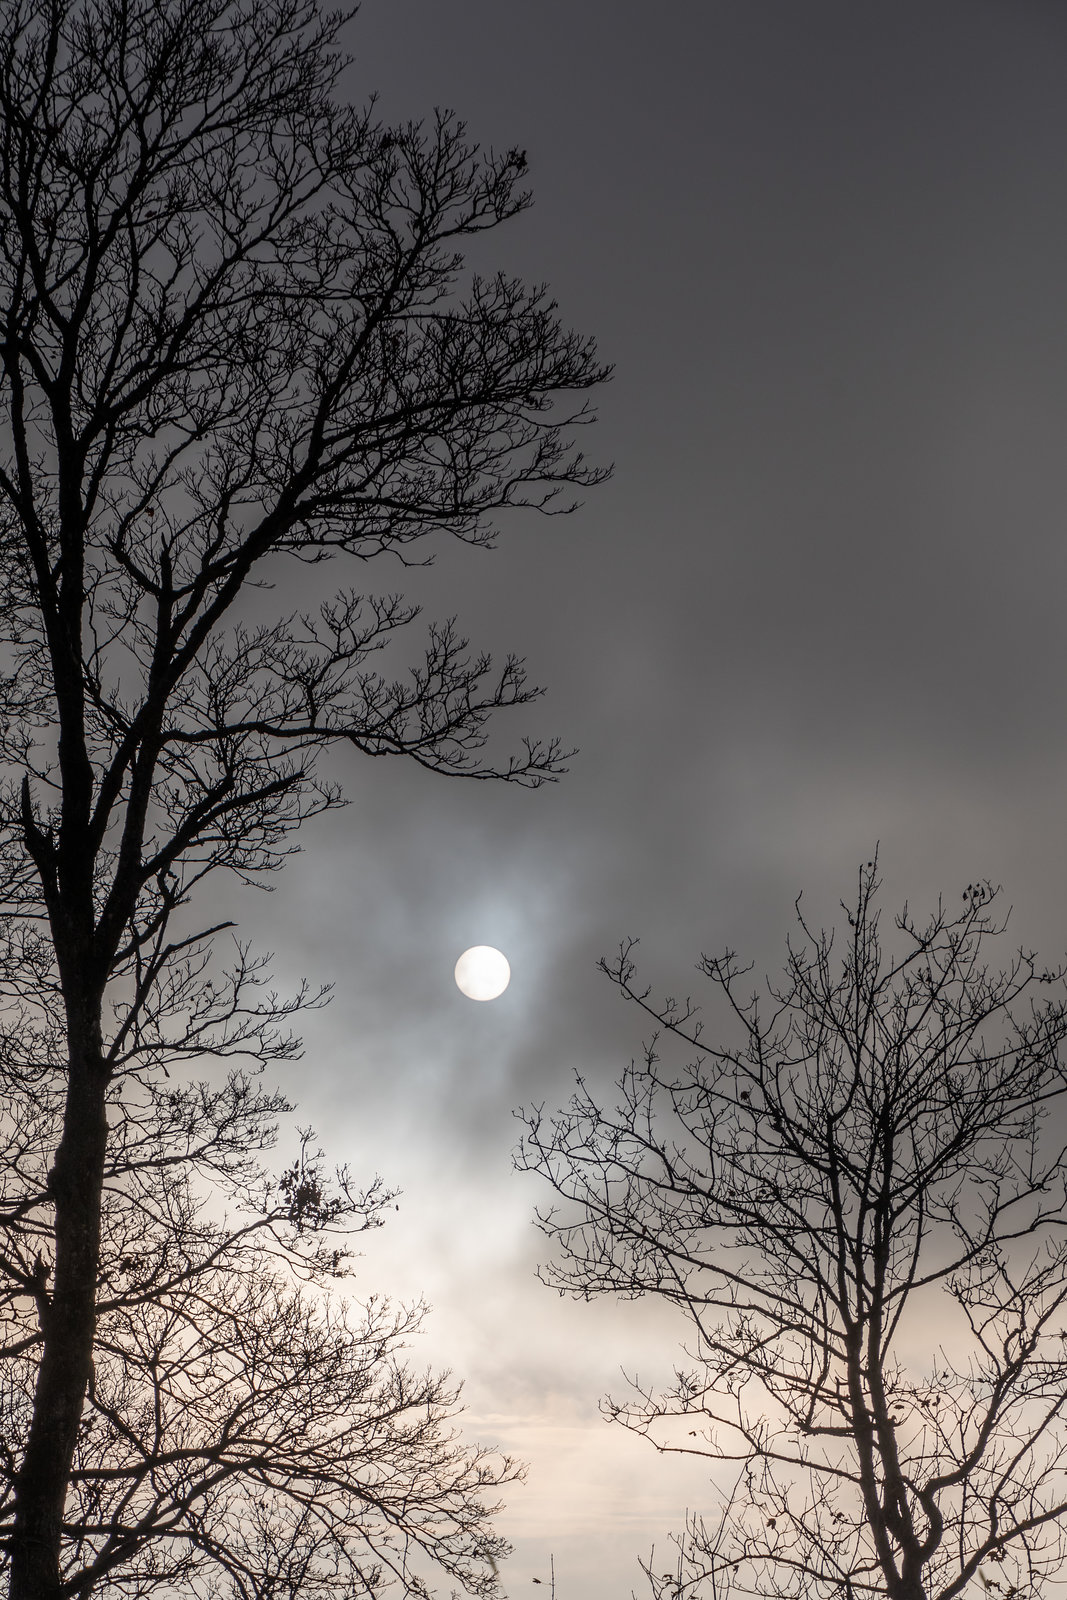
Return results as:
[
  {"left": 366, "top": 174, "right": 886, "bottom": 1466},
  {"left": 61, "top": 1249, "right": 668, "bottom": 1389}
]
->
[
  {"left": 520, "top": 866, "right": 1067, "bottom": 1600},
  {"left": 5, "top": 1056, "right": 523, "bottom": 1600},
  {"left": 0, "top": 0, "right": 607, "bottom": 1593}
]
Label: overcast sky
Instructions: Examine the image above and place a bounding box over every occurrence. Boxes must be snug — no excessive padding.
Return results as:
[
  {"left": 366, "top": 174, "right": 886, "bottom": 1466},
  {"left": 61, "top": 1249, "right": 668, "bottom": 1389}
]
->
[{"left": 226, "top": 4, "right": 1067, "bottom": 1595}]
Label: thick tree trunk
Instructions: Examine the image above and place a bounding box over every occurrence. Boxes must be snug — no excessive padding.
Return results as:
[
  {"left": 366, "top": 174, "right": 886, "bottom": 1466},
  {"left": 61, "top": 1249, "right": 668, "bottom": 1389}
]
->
[
  {"left": 9, "top": 1020, "right": 108, "bottom": 1600},
  {"left": 890, "top": 1562, "right": 927, "bottom": 1600}
]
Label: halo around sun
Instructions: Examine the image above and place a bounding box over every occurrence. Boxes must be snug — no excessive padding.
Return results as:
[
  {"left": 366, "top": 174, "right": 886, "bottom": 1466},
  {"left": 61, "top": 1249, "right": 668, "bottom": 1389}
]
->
[{"left": 454, "top": 946, "right": 511, "bottom": 1001}]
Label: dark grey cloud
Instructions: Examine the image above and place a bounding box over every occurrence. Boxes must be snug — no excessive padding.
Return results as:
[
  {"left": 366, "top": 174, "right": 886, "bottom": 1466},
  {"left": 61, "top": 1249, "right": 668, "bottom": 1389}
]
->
[{"left": 217, "top": 4, "right": 1067, "bottom": 1593}]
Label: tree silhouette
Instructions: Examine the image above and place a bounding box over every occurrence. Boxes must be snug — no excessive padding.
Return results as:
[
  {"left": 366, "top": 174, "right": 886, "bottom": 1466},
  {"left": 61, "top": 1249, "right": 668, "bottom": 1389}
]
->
[
  {"left": 521, "top": 866, "right": 1067, "bottom": 1600},
  {"left": 0, "top": 0, "right": 607, "bottom": 1593}
]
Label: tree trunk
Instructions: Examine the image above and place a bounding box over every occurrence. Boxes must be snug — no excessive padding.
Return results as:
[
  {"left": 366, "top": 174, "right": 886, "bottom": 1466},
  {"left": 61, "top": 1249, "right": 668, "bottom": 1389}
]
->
[
  {"left": 9, "top": 1021, "right": 108, "bottom": 1600},
  {"left": 892, "top": 1568, "right": 927, "bottom": 1600}
]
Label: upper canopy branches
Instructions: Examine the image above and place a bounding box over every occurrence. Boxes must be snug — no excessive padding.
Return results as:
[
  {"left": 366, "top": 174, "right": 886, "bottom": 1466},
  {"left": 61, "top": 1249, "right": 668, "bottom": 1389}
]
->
[{"left": 0, "top": 0, "right": 609, "bottom": 949}]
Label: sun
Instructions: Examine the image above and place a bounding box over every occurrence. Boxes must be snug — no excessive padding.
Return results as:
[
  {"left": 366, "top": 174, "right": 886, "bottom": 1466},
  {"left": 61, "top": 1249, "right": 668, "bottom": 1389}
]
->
[{"left": 454, "top": 946, "right": 511, "bottom": 1002}]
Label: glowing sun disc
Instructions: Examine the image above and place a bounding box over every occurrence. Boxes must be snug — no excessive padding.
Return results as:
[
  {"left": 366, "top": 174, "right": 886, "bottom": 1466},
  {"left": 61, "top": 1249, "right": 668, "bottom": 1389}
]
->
[{"left": 454, "top": 946, "right": 511, "bottom": 1001}]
